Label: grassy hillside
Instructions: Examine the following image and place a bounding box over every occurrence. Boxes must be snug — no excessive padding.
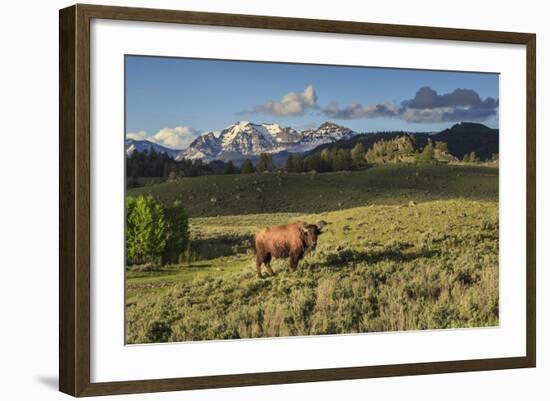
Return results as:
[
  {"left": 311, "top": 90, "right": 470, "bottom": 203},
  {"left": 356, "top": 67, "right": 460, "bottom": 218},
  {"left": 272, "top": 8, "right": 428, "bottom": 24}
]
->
[
  {"left": 127, "top": 164, "right": 498, "bottom": 218},
  {"left": 126, "top": 201, "right": 498, "bottom": 343},
  {"left": 126, "top": 165, "right": 499, "bottom": 343}
]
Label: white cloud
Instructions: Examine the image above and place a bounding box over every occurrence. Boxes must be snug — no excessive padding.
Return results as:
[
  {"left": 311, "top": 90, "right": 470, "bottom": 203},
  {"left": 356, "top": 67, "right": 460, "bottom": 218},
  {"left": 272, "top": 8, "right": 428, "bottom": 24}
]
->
[
  {"left": 242, "top": 85, "right": 318, "bottom": 116},
  {"left": 126, "top": 130, "right": 147, "bottom": 141},
  {"left": 125, "top": 126, "right": 201, "bottom": 149},
  {"left": 151, "top": 126, "right": 201, "bottom": 149}
]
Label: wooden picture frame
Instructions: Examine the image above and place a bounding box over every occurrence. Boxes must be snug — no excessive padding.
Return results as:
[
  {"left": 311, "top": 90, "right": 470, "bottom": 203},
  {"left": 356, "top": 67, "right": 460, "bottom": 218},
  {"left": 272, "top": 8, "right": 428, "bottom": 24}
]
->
[{"left": 59, "top": 3, "right": 536, "bottom": 397}]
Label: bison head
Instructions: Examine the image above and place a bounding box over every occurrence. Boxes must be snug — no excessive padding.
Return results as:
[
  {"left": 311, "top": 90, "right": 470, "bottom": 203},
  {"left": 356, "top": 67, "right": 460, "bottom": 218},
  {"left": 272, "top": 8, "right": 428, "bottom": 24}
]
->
[{"left": 302, "top": 224, "right": 324, "bottom": 252}]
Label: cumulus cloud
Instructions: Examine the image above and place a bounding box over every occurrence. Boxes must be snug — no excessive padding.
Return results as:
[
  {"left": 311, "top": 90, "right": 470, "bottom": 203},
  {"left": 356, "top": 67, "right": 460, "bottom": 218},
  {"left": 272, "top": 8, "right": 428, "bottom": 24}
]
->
[
  {"left": 322, "top": 102, "right": 397, "bottom": 120},
  {"left": 126, "top": 126, "right": 201, "bottom": 149},
  {"left": 398, "top": 87, "right": 498, "bottom": 123},
  {"left": 320, "top": 87, "right": 498, "bottom": 124},
  {"left": 241, "top": 85, "right": 318, "bottom": 116},
  {"left": 150, "top": 126, "right": 201, "bottom": 149},
  {"left": 126, "top": 130, "right": 148, "bottom": 141},
  {"left": 403, "top": 87, "right": 498, "bottom": 110}
]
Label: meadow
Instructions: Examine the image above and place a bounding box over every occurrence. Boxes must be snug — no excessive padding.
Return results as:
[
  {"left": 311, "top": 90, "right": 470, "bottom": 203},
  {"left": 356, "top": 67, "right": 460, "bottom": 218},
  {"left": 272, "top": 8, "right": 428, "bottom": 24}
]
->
[{"left": 126, "top": 164, "right": 499, "bottom": 343}]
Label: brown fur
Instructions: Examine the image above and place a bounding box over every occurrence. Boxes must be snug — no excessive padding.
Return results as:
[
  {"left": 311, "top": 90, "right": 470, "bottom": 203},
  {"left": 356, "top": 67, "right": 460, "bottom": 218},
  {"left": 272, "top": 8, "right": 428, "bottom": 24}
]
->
[{"left": 254, "top": 221, "right": 323, "bottom": 277}]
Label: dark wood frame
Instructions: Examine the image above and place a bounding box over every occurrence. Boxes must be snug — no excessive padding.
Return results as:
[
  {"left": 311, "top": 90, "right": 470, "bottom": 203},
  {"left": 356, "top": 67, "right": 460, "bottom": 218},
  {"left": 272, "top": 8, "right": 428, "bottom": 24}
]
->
[{"left": 59, "top": 3, "right": 536, "bottom": 397}]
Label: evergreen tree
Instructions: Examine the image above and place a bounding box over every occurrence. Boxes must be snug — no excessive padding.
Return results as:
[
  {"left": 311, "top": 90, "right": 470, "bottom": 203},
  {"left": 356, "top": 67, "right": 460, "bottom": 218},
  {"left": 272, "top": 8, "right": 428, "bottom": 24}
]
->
[
  {"left": 334, "top": 148, "right": 352, "bottom": 171},
  {"left": 240, "top": 159, "right": 254, "bottom": 174},
  {"left": 162, "top": 200, "right": 190, "bottom": 264},
  {"left": 291, "top": 155, "right": 304, "bottom": 173},
  {"left": 224, "top": 160, "right": 237, "bottom": 174},
  {"left": 304, "top": 154, "right": 324, "bottom": 172},
  {"left": 350, "top": 143, "right": 366, "bottom": 168},
  {"left": 256, "top": 153, "right": 274, "bottom": 172},
  {"left": 284, "top": 154, "right": 295, "bottom": 172}
]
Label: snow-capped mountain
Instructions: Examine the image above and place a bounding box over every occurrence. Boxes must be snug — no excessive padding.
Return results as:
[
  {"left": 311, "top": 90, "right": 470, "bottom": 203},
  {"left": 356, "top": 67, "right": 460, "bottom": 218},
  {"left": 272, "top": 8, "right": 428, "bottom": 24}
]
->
[
  {"left": 125, "top": 139, "right": 181, "bottom": 158},
  {"left": 176, "top": 131, "right": 221, "bottom": 161},
  {"left": 294, "top": 122, "right": 356, "bottom": 152},
  {"left": 176, "top": 121, "right": 357, "bottom": 162}
]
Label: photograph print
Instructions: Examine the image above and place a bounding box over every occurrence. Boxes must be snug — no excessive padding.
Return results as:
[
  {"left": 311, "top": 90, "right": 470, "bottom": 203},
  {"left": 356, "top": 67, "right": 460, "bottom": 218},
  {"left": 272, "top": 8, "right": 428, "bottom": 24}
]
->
[{"left": 125, "top": 56, "right": 499, "bottom": 344}]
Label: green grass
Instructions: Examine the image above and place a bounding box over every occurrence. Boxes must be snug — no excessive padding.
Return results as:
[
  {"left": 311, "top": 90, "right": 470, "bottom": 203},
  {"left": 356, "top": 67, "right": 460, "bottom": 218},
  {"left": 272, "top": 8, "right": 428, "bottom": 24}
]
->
[
  {"left": 126, "top": 165, "right": 499, "bottom": 343},
  {"left": 127, "top": 164, "right": 498, "bottom": 218}
]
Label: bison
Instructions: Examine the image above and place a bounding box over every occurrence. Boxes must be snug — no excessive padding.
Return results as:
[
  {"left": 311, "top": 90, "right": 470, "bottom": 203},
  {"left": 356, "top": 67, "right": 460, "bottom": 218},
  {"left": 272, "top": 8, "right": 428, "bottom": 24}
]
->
[{"left": 254, "top": 221, "right": 326, "bottom": 277}]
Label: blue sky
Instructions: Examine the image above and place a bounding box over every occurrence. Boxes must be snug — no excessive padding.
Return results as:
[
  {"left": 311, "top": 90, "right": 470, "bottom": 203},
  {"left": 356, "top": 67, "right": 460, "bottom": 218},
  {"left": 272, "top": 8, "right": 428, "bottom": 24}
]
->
[{"left": 125, "top": 55, "right": 499, "bottom": 149}]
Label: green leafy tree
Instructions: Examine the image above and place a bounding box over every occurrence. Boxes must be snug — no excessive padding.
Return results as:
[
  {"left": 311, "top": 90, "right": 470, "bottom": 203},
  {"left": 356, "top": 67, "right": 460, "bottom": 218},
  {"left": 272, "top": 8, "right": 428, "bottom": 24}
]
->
[
  {"left": 126, "top": 195, "right": 166, "bottom": 265},
  {"left": 400, "top": 137, "right": 415, "bottom": 154},
  {"left": 320, "top": 148, "right": 331, "bottom": 161},
  {"left": 162, "top": 200, "right": 190, "bottom": 264},
  {"left": 365, "top": 147, "right": 377, "bottom": 164},
  {"left": 240, "top": 159, "right": 254, "bottom": 174},
  {"left": 435, "top": 141, "right": 448, "bottom": 154},
  {"left": 350, "top": 143, "right": 366, "bottom": 168},
  {"left": 468, "top": 151, "right": 479, "bottom": 163},
  {"left": 384, "top": 140, "right": 396, "bottom": 161},
  {"left": 415, "top": 139, "right": 436, "bottom": 165}
]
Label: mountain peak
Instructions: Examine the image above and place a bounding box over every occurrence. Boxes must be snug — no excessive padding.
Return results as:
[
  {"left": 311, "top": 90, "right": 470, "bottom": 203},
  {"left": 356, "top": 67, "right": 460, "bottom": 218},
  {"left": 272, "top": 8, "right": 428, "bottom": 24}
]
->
[
  {"left": 176, "top": 121, "right": 358, "bottom": 162},
  {"left": 318, "top": 121, "right": 342, "bottom": 130},
  {"left": 125, "top": 139, "right": 181, "bottom": 158}
]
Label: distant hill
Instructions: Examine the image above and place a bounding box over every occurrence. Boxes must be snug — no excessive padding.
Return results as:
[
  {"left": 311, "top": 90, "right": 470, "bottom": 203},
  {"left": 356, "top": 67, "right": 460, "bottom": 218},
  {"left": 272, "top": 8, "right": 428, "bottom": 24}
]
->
[
  {"left": 307, "top": 122, "right": 498, "bottom": 161},
  {"left": 431, "top": 122, "right": 498, "bottom": 160}
]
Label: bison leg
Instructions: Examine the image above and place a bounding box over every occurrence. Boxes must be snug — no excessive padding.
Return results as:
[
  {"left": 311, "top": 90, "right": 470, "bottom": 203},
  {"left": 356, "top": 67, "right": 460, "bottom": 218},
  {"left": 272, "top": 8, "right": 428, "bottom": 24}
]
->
[
  {"left": 256, "top": 252, "right": 274, "bottom": 278},
  {"left": 264, "top": 253, "right": 275, "bottom": 276},
  {"left": 255, "top": 252, "right": 264, "bottom": 278},
  {"left": 289, "top": 250, "right": 303, "bottom": 271}
]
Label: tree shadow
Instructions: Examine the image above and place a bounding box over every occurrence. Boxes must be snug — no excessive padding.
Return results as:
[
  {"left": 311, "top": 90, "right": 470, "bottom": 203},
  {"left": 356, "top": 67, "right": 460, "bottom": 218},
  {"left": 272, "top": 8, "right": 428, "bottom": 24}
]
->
[
  {"left": 320, "top": 247, "right": 439, "bottom": 268},
  {"left": 191, "top": 233, "right": 253, "bottom": 260}
]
